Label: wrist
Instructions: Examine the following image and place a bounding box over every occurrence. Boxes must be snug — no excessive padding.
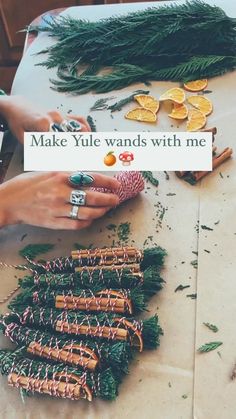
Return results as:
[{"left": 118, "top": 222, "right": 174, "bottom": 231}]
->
[{"left": 0, "top": 186, "right": 18, "bottom": 227}]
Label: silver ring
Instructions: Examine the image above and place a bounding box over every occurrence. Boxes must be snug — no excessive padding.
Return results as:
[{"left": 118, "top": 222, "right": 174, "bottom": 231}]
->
[
  {"left": 50, "top": 120, "right": 82, "bottom": 132},
  {"left": 60, "top": 119, "right": 82, "bottom": 132},
  {"left": 70, "top": 190, "right": 87, "bottom": 206},
  {"left": 70, "top": 205, "right": 79, "bottom": 220}
]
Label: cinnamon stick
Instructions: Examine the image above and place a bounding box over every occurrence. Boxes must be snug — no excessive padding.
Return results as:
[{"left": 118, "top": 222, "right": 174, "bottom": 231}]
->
[
  {"left": 71, "top": 247, "right": 142, "bottom": 261},
  {"left": 8, "top": 372, "right": 92, "bottom": 401},
  {"left": 27, "top": 341, "right": 98, "bottom": 371},
  {"left": 201, "top": 127, "right": 217, "bottom": 135},
  {"left": 194, "top": 147, "right": 233, "bottom": 181},
  {"left": 55, "top": 295, "right": 132, "bottom": 314},
  {"left": 55, "top": 320, "right": 128, "bottom": 341}
]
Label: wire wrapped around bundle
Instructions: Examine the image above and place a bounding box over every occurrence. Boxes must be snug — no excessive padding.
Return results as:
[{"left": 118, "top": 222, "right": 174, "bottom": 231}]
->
[
  {"left": 27, "top": 246, "right": 167, "bottom": 274},
  {"left": 11, "top": 306, "right": 162, "bottom": 352},
  {"left": 0, "top": 348, "right": 117, "bottom": 401},
  {"left": 0, "top": 317, "right": 131, "bottom": 375},
  {"left": 9, "top": 286, "right": 147, "bottom": 314},
  {"left": 19, "top": 265, "right": 164, "bottom": 298}
]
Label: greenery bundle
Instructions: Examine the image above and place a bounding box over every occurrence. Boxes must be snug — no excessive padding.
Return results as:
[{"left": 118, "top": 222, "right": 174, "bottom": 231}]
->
[
  {"left": 19, "top": 265, "right": 164, "bottom": 298},
  {"left": 8, "top": 286, "right": 147, "bottom": 314},
  {"left": 10, "top": 306, "right": 162, "bottom": 350},
  {"left": 25, "top": 246, "right": 166, "bottom": 274},
  {"left": 0, "top": 318, "right": 131, "bottom": 375},
  {"left": 32, "top": 1, "right": 236, "bottom": 94},
  {"left": 0, "top": 348, "right": 117, "bottom": 400}
]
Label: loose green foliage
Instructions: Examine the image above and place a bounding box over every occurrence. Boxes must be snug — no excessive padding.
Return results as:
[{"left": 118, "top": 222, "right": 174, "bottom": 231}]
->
[
  {"left": 197, "top": 341, "right": 223, "bottom": 353},
  {"left": 201, "top": 225, "right": 213, "bottom": 231},
  {"left": 203, "top": 323, "right": 219, "bottom": 333},
  {"left": 175, "top": 284, "right": 190, "bottom": 292},
  {"left": 32, "top": 1, "right": 236, "bottom": 94},
  {"left": 142, "top": 171, "right": 159, "bottom": 187},
  {"left": 117, "top": 222, "right": 131, "bottom": 243},
  {"left": 108, "top": 90, "right": 149, "bottom": 112},
  {"left": 19, "top": 244, "right": 54, "bottom": 260}
]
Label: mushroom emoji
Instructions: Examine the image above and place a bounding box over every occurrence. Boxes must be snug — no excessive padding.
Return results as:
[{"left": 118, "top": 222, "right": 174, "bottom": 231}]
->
[{"left": 119, "top": 151, "right": 134, "bottom": 166}]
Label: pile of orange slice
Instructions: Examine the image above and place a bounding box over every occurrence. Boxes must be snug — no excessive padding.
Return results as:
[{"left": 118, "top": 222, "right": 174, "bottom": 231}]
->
[
  {"left": 125, "top": 79, "right": 213, "bottom": 131},
  {"left": 125, "top": 94, "right": 159, "bottom": 123}
]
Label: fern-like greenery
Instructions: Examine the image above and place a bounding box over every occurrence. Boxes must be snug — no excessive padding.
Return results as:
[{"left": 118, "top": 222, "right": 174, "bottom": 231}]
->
[{"left": 32, "top": 0, "right": 236, "bottom": 94}]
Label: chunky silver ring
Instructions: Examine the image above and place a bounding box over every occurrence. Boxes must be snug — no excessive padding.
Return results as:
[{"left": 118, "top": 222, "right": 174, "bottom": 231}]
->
[
  {"left": 70, "top": 190, "right": 87, "bottom": 206},
  {"left": 50, "top": 120, "right": 82, "bottom": 132},
  {"left": 70, "top": 205, "right": 79, "bottom": 220},
  {"left": 60, "top": 119, "right": 82, "bottom": 132}
]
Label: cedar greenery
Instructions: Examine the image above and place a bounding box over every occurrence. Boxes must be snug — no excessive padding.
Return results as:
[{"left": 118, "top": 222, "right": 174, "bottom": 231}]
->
[
  {"left": 203, "top": 322, "right": 219, "bottom": 333},
  {"left": 108, "top": 90, "right": 149, "bottom": 112},
  {"left": 19, "top": 244, "right": 54, "bottom": 260},
  {"left": 142, "top": 171, "right": 159, "bottom": 187},
  {"left": 31, "top": 1, "right": 236, "bottom": 94},
  {"left": 197, "top": 341, "right": 223, "bottom": 353}
]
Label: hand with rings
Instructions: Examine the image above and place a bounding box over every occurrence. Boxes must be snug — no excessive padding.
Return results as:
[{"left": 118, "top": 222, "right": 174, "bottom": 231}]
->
[
  {"left": 0, "top": 172, "right": 120, "bottom": 230},
  {"left": 0, "top": 95, "right": 90, "bottom": 144}
]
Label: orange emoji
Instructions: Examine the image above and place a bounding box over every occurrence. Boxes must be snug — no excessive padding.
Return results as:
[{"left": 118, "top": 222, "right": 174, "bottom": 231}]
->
[{"left": 104, "top": 151, "right": 117, "bottom": 166}]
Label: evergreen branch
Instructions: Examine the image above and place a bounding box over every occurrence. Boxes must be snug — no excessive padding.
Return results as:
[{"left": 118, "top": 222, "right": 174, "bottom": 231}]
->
[
  {"left": 31, "top": 0, "right": 236, "bottom": 94},
  {"left": 19, "top": 244, "right": 55, "bottom": 260},
  {"left": 203, "top": 322, "right": 219, "bottom": 333},
  {"left": 142, "top": 172, "right": 159, "bottom": 187},
  {"left": 90, "top": 97, "right": 115, "bottom": 111},
  {"left": 108, "top": 90, "right": 149, "bottom": 112},
  {"left": 49, "top": 55, "right": 236, "bottom": 94},
  {"left": 197, "top": 341, "right": 223, "bottom": 353}
]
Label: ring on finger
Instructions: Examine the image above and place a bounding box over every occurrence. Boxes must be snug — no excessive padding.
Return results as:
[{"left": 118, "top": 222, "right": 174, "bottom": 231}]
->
[
  {"left": 61, "top": 119, "right": 82, "bottom": 132},
  {"left": 70, "top": 190, "right": 87, "bottom": 206},
  {"left": 70, "top": 205, "right": 79, "bottom": 220},
  {"left": 50, "top": 122, "right": 64, "bottom": 132},
  {"left": 69, "top": 172, "right": 94, "bottom": 187}
]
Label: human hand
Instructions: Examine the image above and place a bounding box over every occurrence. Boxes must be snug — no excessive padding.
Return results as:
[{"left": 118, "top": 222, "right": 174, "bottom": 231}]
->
[
  {"left": 0, "top": 95, "right": 90, "bottom": 143},
  {"left": 0, "top": 172, "right": 120, "bottom": 230}
]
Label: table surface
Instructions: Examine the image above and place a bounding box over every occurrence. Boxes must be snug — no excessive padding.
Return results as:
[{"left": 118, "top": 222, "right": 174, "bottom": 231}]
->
[{"left": 0, "top": 1, "right": 236, "bottom": 418}]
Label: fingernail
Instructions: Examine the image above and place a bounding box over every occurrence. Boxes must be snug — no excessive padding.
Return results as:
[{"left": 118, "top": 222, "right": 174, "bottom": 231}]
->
[{"left": 69, "top": 172, "right": 94, "bottom": 186}]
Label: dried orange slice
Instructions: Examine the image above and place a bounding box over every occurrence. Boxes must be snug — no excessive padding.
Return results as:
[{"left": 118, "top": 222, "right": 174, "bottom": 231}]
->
[
  {"left": 183, "top": 79, "right": 208, "bottom": 92},
  {"left": 187, "top": 109, "right": 206, "bottom": 132},
  {"left": 159, "top": 88, "right": 185, "bottom": 104},
  {"left": 125, "top": 107, "right": 157, "bottom": 123},
  {"left": 168, "top": 103, "right": 188, "bottom": 120},
  {"left": 187, "top": 95, "right": 213, "bottom": 116},
  {"left": 134, "top": 94, "right": 159, "bottom": 114}
]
